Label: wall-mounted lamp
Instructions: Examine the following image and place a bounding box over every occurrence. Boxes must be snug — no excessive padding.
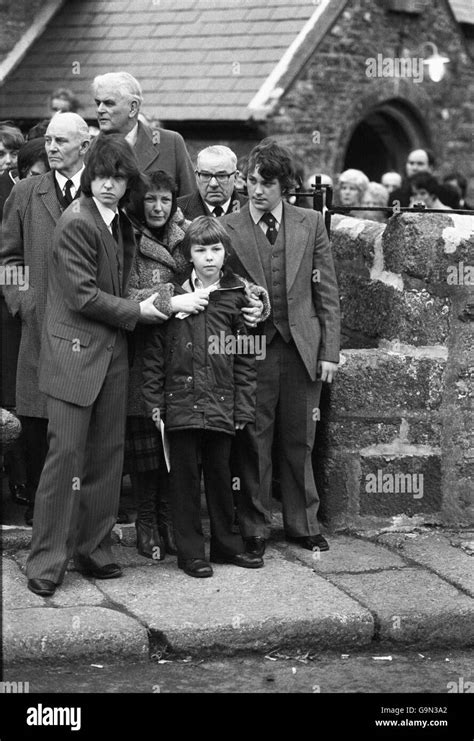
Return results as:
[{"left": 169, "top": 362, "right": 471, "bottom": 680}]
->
[{"left": 422, "top": 41, "right": 450, "bottom": 82}]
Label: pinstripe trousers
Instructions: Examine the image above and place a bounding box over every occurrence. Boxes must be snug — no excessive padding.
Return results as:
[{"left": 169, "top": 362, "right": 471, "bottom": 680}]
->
[{"left": 26, "top": 333, "right": 129, "bottom": 583}]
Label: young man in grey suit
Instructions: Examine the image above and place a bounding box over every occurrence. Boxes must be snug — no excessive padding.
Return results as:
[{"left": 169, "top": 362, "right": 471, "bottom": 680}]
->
[
  {"left": 1, "top": 113, "right": 91, "bottom": 524},
  {"left": 92, "top": 71, "right": 195, "bottom": 197},
  {"left": 223, "top": 140, "right": 340, "bottom": 558},
  {"left": 26, "top": 136, "right": 166, "bottom": 597}
]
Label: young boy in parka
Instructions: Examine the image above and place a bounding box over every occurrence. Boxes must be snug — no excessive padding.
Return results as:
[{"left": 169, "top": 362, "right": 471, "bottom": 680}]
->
[{"left": 142, "top": 216, "right": 265, "bottom": 578}]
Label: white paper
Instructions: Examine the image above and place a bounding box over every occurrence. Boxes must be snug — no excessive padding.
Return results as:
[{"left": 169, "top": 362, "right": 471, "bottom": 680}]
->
[{"left": 161, "top": 419, "right": 170, "bottom": 472}]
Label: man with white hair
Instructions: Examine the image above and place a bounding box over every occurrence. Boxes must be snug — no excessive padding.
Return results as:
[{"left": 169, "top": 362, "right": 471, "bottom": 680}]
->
[
  {"left": 92, "top": 71, "right": 195, "bottom": 196},
  {"left": 177, "top": 145, "right": 247, "bottom": 219},
  {"left": 1, "top": 113, "right": 91, "bottom": 524}
]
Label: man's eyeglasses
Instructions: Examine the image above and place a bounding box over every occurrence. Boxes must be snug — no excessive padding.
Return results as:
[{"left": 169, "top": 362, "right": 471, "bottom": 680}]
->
[{"left": 195, "top": 171, "right": 236, "bottom": 184}]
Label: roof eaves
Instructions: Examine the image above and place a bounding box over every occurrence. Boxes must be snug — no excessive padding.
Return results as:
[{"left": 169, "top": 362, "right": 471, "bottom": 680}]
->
[
  {"left": 247, "top": 0, "right": 349, "bottom": 121},
  {"left": 0, "top": 0, "right": 66, "bottom": 86}
]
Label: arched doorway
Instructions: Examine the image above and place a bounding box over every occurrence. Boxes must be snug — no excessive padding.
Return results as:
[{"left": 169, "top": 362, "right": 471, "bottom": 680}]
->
[{"left": 343, "top": 99, "right": 431, "bottom": 181}]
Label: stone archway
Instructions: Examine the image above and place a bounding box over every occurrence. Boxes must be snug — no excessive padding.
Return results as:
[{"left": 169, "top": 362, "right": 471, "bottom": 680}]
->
[{"left": 342, "top": 98, "right": 431, "bottom": 181}]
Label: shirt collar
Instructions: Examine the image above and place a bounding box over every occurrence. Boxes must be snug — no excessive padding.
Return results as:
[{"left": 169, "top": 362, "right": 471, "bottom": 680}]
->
[
  {"left": 92, "top": 197, "right": 118, "bottom": 229},
  {"left": 125, "top": 123, "right": 139, "bottom": 148},
  {"left": 189, "top": 268, "right": 221, "bottom": 292},
  {"left": 207, "top": 198, "right": 231, "bottom": 215},
  {"left": 249, "top": 199, "right": 283, "bottom": 225},
  {"left": 55, "top": 167, "right": 84, "bottom": 194}
]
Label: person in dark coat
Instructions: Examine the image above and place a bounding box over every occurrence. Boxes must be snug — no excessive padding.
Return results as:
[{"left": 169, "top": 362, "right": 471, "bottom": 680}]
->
[
  {"left": 125, "top": 170, "right": 196, "bottom": 560},
  {"left": 1, "top": 113, "right": 90, "bottom": 526},
  {"left": 25, "top": 136, "right": 165, "bottom": 598},
  {"left": 1, "top": 138, "right": 50, "bottom": 508},
  {"left": 177, "top": 145, "right": 247, "bottom": 220},
  {"left": 142, "top": 217, "right": 265, "bottom": 578},
  {"left": 92, "top": 71, "right": 195, "bottom": 196},
  {"left": 125, "top": 173, "right": 270, "bottom": 561}
]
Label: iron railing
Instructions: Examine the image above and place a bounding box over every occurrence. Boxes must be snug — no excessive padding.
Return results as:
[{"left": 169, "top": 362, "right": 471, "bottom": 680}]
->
[{"left": 288, "top": 175, "right": 474, "bottom": 237}]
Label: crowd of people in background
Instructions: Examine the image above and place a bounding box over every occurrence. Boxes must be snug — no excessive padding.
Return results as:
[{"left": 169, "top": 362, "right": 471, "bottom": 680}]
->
[
  {"left": 0, "top": 71, "right": 470, "bottom": 596},
  {"left": 317, "top": 149, "right": 471, "bottom": 223}
]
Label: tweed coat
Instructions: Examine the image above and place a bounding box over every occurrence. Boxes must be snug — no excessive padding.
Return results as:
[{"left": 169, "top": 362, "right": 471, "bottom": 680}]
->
[
  {"left": 126, "top": 209, "right": 191, "bottom": 416},
  {"left": 1, "top": 172, "right": 67, "bottom": 416},
  {"left": 134, "top": 122, "right": 195, "bottom": 197}
]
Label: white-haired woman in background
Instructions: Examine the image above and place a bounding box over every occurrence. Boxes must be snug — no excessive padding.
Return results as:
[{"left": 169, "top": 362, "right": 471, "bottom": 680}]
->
[
  {"left": 336, "top": 168, "right": 369, "bottom": 216},
  {"left": 359, "top": 181, "right": 389, "bottom": 223}
]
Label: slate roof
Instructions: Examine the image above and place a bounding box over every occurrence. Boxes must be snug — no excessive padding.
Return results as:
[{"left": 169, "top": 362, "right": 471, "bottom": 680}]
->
[
  {"left": 449, "top": 0, "right": 472, "bottom": 24},
  {"left": 0, "top": 0, "right": 471, "bottom": 122},
  {"left": 0, "top": 0, "right": 324, "bottom": 121}
]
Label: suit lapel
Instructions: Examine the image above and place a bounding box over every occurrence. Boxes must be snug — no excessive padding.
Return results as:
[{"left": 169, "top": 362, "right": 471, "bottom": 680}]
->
[
  {"left": 120, "top": 211, "right": 136, "bottom": 292},
  {"left": 193, "top": 192, "right": 209, "bottom": 217},
  {"left": 227, "top": 205, "right": 267, "bottom": 289},
  {"left": 85, "top": 197, "right": 121, "bottom": 296},
  {"left": 283, "top": 202, "right": 309, "bottom": 292},
  {"left": 135, "top": 121, "right": 159, "bottom": 173},
  {"left": 38, "top": 172, "right": 62, "bottom": 223}
]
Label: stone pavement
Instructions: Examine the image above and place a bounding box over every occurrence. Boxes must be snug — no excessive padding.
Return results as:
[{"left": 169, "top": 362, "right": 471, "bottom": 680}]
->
[{"left": 2, "top": 517, "right": 473, "bottom": 664}]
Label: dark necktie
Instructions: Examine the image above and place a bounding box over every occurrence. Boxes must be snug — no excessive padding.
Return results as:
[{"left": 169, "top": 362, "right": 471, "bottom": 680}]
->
[
  {"left": 63, "top": 179, "right": 74, "bottom": 206},
  {"left": 111, "top": 214, "right": 120, "bottom": 243},
  {"left": 261, "top": 212, "right": 278, "bottom": 245},
  {"left": 212, "top": 205, "right": 224, "bottom": 217}
]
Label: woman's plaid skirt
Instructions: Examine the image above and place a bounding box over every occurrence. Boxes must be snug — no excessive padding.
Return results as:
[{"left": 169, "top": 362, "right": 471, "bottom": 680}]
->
[{"left": 124, "top": 415, "right": 164, "bottom": 474}]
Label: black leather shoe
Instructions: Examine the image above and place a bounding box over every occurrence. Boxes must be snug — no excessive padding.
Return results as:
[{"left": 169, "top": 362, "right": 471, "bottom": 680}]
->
[
  {"left": 178, "top": 558, "right": 213, "bottom": 578},
  {"left": 28, "top": 578, "right": 56, "bottom": 597},
  {"left": 136, "top": 519, "right": 165, "bottom": 561},
  {"left": 210, "top": 552, "right": 264, "bottom": 568},
  {"left": 244, "top": 536, "right": 266, "bottom": 557},
  {"left": 77, "top": 562, "right": 123, "bottom": 579},
  {"left": 287, "top": 535, "right": 329, "bottom": 552}
]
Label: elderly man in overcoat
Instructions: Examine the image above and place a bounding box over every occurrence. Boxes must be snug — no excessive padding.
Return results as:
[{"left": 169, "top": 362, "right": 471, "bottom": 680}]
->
[
  {"left": 1, "top": 113, "right": 90, "bottom": 521},
  {"left": 92, "top": 71, "right": 195, "bottom": 196}
]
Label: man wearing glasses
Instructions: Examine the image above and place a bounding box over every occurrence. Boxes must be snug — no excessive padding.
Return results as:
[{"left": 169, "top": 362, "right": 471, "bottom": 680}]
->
[{"left": 177, "top": 145, "right": 247, "bottom": 220}]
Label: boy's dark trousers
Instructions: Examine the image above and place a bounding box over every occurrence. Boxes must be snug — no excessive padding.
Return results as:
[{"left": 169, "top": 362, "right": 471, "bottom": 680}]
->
[{"left": 168, "top": 429, "right": 245, "bottom": 561}]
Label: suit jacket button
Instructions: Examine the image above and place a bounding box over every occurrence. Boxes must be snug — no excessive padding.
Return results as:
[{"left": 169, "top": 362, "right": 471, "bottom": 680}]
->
[
  {"left": 187, "top": 376, "right": 193, "bottom": 382},
  {"left": 186, "top": 342, "right": 193, "bottom": 350}
]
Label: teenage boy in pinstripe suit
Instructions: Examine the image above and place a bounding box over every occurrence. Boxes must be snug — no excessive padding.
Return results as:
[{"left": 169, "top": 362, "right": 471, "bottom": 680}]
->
[{"left": 26, "top": 136, "right": 165, "bottom": 597}]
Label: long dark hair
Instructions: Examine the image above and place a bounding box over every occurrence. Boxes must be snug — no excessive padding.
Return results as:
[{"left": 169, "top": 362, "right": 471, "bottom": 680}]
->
[
  {"left": 81, "top": 134, "right": 143, "bottom": 207},
  {"left": 127, "top": 169, "right": 178, "bottom": 227},
  {"left": 17, "top": 137, "right": 50, "bottom": 179}
]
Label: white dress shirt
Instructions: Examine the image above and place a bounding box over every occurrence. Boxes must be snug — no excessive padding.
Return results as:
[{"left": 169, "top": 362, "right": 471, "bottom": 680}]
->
[
  {"left": 55, "top": 168, "right": 83, "bottom": 200},
  {"left": 92, "top": 197, "right": 118, "bottom": 233},
  {"left": 125, "top": 123, "right": 139, "bottom": 148},
  {"left": 208, "top": 198, "right": 231, "bottom": 216},
  {"left": 249, "top": 200, "right": 283, "bottom": 235}
]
